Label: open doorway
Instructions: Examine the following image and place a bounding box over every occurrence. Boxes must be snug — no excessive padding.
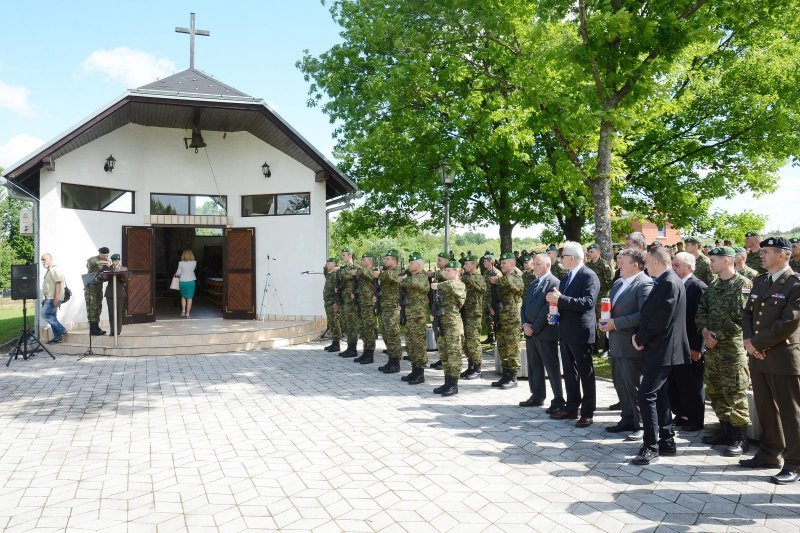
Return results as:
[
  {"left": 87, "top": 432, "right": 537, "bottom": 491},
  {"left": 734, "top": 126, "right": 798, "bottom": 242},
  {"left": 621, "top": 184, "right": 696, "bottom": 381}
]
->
[{"left": 153, "top": 226, "right": 223, "bottom": 319}]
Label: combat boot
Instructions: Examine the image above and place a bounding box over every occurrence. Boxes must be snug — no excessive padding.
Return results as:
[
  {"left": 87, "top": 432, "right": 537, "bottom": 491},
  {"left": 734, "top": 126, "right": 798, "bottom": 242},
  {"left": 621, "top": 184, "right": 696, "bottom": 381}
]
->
[
  {"left": 464, "top": 363, "right": 482, "bottom": 380},
  {"left": 500, "top": 370, "right": 518, "bottom": 389},
  {"left": 339, "top": 341, "right": 358, "bottom": 358},
  {"left": 358, "top": 349, "right": 374, "bottom": 364},
  {"left": 491, "top": 369, "right": 510, "bottom": 388},
  {"left": 407, "top": 365, "right": 425, "bottom": 385},
  {"left": 440, "top": 376, "right": 459, "bottom": 397},
  {"left": 460, "top": 362, "right": 474, "bottom": 379},
  {"left": 724, "top": 426, "right": 749, "bottom": 457},
  {"left": 430, "top": 360, "right": 443, "bottom": 370},
  {"left": 702, "top": 422, "right": 730, "bottom": 445},
  {"left": 433, "top": 376, "right": 449, "bottom": 394},
  {"left": 481, "top": 334, "right": 495, "bottom": 345},
  {"left": 324, "top": 340, "right": 340, "bottom": 352},
  {"left": 378, "top": 357, "right": 392, "bottom": 372},
  {"left": 89, "top": 322, "right": 106, "bottom": 336},
  {"left": 401, "top": 365, "right": 417, "bottom": 382},
  {"left": 381, "top": 358, "right": 401, "bottom": 374}
]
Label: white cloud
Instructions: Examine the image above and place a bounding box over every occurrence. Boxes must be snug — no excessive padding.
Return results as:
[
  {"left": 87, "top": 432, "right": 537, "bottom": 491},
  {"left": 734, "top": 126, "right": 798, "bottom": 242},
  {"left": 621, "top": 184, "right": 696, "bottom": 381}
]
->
[
  {"left": 82, "top": 47, "right": 176, "bottom": 87},
  {"left": 0, "top": 134, "right": 44, "bottom": 169},
  {"left": 0, "top": 80, "right": 35, "bottom": 117}
]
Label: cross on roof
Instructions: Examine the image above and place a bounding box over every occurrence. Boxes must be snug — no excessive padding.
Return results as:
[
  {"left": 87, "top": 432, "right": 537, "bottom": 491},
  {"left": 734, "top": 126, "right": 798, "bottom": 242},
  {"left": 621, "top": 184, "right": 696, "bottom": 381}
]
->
[{"left": 175, "top": 12, "right": 210, "bottom": 69}]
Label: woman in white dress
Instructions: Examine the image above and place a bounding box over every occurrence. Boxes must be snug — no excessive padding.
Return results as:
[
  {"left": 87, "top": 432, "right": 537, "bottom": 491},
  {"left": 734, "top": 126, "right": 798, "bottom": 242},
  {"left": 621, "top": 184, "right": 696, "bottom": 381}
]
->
[{"left": 175, "top": 250, "right": 197, "bottom": 318}]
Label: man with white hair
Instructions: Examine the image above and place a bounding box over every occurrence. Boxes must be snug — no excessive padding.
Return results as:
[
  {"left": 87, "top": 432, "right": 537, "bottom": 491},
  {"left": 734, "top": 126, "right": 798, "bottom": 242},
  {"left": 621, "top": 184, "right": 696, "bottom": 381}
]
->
[
  {"left": 734, "top": 247, "right": 758, "bottom": 281},
  {"left": 668, "top": 252, "right": 708, "bottom": 431},
  {"left": 546, "top": 241, "right": 601, "bottom": 428}
]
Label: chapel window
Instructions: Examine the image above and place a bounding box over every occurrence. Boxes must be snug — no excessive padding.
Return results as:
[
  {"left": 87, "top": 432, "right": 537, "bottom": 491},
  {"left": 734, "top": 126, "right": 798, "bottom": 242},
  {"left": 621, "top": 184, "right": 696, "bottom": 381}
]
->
[
  {"left": 150, "top": 193, "right": 227, "bottom": 216},
  {"left": 61, "top": 183, "right": 135, "bottom": 213},
  {"left": 241, "top": 193, "right": 310, "bottom": 217}
]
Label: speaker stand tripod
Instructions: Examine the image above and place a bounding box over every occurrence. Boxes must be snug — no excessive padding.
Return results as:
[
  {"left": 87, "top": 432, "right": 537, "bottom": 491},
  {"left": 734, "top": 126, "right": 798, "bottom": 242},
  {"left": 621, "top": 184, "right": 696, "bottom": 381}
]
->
[{"left": 6, "top": 299, "right": 55, "bottom": 367}]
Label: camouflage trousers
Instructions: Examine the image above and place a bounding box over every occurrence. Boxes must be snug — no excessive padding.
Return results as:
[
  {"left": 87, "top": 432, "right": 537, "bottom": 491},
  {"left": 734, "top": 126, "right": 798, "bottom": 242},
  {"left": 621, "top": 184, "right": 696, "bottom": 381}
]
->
[
  {"left": 342, "top": 301, "right": 360, "bottom": 344},
  {"left": 358, "top": 303, "right": 377, "bottom": 350},
  {"left": 405, "top": 315, "right": 428, "bottom": 368},
  {"left": 482, "top": 304, "right": 495, "bottom": 338},
  {"left": 85, "top": 285, "right": 103, "bottom": 323},
  {"left": 325, "top": 303, "right": 341, "bottom": 341},
  {"left": 705, "top": 346, "right": 750, "bottom": 428},
  {"left": 440, "top": 329, "right": 464, "bottom": 378},
  {"left": 496, "top": 320, "right": 521, "bottom": 372},
  {"left": 382, "top": 306, "right": 402, "bottom": 359},
  {"left": 595, "top": 304, "right": 607, "bottom": 352},
  {"left": 462, "top": 314, "right": 483, "bottom": 365}
]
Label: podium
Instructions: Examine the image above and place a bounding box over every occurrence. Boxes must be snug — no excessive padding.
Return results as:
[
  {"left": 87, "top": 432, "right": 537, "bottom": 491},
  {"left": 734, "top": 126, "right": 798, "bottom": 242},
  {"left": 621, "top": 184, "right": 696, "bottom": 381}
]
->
[{"left": 101, "top": 270, "right": 128, "bottom": 347}]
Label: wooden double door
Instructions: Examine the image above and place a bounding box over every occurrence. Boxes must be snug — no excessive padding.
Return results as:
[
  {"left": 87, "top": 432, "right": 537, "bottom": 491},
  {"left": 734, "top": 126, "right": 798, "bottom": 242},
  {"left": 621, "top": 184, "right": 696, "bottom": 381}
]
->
[{"left": 121, "top": 226, "right": 256, "bottom": 322}]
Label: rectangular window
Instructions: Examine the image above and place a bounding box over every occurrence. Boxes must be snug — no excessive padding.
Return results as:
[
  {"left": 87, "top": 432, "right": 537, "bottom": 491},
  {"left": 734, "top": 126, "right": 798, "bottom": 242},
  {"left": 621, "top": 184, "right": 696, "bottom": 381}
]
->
[
  {"left": 150, "top": 193, "right": 227, "bottom": 215},
  {"left": 195, "top": 227, "right": 223, "bottom": 237},
  {"left": 242, "top": 193, "right": 310, "bottom": 217},
  {"left": 657, "top": 225, "right": 667, "bottom": 238},
  {"left": 61, "top": 183, "right": 135, "bottom": 213}
]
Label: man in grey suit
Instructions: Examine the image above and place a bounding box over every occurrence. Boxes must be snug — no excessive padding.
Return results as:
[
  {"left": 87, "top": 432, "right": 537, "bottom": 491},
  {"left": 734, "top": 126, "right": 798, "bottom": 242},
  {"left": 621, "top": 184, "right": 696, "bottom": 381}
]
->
[
  {"left": 520, "top": 254, "right": 564, "bottom": 411},
  {"left": 600, "top": 248, "right": 653, "bottom": 441}
]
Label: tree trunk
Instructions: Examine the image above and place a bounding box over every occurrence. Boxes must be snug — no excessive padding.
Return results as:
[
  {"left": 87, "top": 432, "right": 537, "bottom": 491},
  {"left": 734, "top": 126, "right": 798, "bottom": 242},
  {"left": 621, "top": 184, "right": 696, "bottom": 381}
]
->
[
  {"left": 592, "top": 119, "right": 614, "bottom": 262},
  {"left": 562, "top": 214, "right": 585, "bottom": 243},
  {"left": 499, "top": 221, "right": 514, "bottom": 254}
]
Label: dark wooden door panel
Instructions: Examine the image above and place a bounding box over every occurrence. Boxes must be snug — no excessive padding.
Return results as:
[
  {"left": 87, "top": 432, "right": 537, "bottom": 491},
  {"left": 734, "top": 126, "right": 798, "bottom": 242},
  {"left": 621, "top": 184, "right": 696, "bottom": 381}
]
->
[
  {"left": 223, "top": 228, "right": 256, "bottom": 319},
  {"left": 122, "top": 226, "right": 155, "bottom": 323}
]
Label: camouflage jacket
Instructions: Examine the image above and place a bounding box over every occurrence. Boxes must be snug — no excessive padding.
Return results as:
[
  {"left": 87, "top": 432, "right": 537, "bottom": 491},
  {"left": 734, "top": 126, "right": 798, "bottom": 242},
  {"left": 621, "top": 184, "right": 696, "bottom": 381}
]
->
[
  {"left": 461, "top": 271, "right": 486, "bottom": 318},
  {"left": 498, "top": 270, "right": 524, "bottom": 324},
  {"left": 522, "top": 270, "right": 537, "bottom": 296},
  {"left": 737, "top": 265, "right": 759, "bottom": 281},
  {"left": 790, "top": 258, "right": 800, "bottom": 273},
  {"left": 551, "top": 261, "right": 568, "bottom": 279},
  {"left": 438, "top": 279, "right": 466, "bottom": 332},
  {"left": 86, "top": 255, "right": 107, "bottom": 287},
  {"left": 694, "top": 253, "right": 716, "bottom": 286},
  {"left": 483, "top": 266, "right": 500, "bottom": 306},
  {"left": 747, "top": 250, "right": 766, "bottom": 274},
  {"left": 378, "top": 267, "right": 401, "bottom": 306},
  {"left": 323, "top": 270, "right": 338, "bottom": 305},
  {"left": 586, "top": 258, "right": 614, "bottom": 299},
  {"left": 696, "top": 273, "right": 752, "bottom": 350},
  {"left": 339, "top": 262, "right": 357, "bottom": 304},
  {"left": 356, "top": 266, "right": 377, "bottom": 305},
  {"left": 402, "top": 271, "right": 430, "bottom": 318}
]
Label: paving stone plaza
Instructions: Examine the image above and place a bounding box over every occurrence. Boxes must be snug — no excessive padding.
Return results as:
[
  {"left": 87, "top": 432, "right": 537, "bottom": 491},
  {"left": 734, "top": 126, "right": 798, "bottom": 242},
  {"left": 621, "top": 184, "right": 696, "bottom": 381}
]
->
[{"left": 1, "top": 342, "right": 799, "bottom": 532}]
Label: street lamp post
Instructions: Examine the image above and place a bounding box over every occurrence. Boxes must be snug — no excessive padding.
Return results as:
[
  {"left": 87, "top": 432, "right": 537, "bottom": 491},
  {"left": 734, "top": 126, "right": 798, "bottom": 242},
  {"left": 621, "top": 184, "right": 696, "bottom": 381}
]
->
[{"left": 439, "top": 164, "right": 455, "bottom": 255}]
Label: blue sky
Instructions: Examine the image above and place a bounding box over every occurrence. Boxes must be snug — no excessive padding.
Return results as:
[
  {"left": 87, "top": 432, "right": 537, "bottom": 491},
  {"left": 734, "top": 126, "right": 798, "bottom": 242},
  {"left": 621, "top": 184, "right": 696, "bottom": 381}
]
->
[{"left": 1, "top": 1, "right": 797, "bottom": 236}]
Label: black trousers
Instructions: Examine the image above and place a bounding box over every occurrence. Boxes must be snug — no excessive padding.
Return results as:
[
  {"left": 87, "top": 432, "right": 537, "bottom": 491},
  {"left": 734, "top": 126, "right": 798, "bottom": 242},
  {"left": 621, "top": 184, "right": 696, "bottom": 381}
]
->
[
  {"left": 667, "top": 359, "right": 705, "bottom": 426},
  {"left": 560, "top": 342, "right": 596, "bottom": 418},
  {"left": 638, "top": 365, "right": 674, "bottom": 448},
  {"left": 525, "top": 336, "right": 565, "bottom": 409}
]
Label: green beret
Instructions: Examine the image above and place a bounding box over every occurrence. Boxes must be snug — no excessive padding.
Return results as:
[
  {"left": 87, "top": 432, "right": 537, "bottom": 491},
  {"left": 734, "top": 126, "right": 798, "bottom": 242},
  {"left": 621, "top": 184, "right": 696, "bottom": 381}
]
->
[
  {"left": 684, "top": 236, "right": 701, "bottom": 244},
  {"left": 790, "top": 237, "right": 800, "bottom": 244},
  {"left": 362, "top": 252, "right": 375, "bottom": 259},
  {"left": 709, "top": 246, "right": 736, "bottom": 258},
  {"left": 745, "top": 231, "right": 761, "bottom": 238},
  {"left": 733, "top": 247, "right": 746, "bottom": 254},
  {"left": 546, "top": 244, "right": 558, "bottom": 252},
  {"left": 586, "top": 243, "right": 600, "bottom": 251},
  {"left": 499, "top": 252, "right": 515, "bottom": 261},
  {"left": 465, "top": 254, "right": 479, "bottom": 262},
  {"left": 437, "top": 252, "right": 449, "bottom": 259},
  {"left": 110, "top": 253, "right": 121, "bottom": 260},
  {"left": 482, "top": 254, "right": 494, "bottom": 261},
  {"left": 445, "top": 260, "right": 460, "bottom": 269},
  {"left": 342, "top": 247, "right": 354, "bottom": 253},
  {"left": 385, "top": 249, "right": 399, "bottom": 258},
  {"left": 522, "top": 255, "right": 533, "bottom": 262},
  {"left": 409, "top": 252, "right": 423, "bottom": 261}
]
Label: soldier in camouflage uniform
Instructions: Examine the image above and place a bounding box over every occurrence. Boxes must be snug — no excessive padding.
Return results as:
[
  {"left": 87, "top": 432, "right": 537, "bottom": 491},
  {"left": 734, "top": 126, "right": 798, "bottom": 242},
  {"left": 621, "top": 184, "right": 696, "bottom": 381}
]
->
[
  {"left": 431, "top": 261, "right": 467, "bottom": 396},
  {"left": 734, "top": 247, "right": 759, "bottom": 281},
  {"left": 789, "top": 238, "right": 800, "bottom": 273},
  {"left": 490, "top": 252, "right": 525, "bottom": 389},
  {"left": 521, "top": 255, "right": 537, "bottom": 295},
  {"left": 428, "top": 252, "right": 449, "bottom": 369},
  {"left": 400, "top": 252, "right": 430, "bottom": 384},
  {"left": 322, "top": 258, "right": 341, "bottom": 352},
  {"left": 353, "top": 253, "right": 379, "bottom": 364},
  {"left": 85, "top": 247, "right": 111, "bottom": 336},
  {"left": 338, "top": 248, "right": 361, "bottom": 358},
  {"left": 547, "top": 245, "right": 568, "bottom": 279},
  {"left": 696, "top": 246, "right": 752, "bottom": 457},
  {"left": 376, "top": 249, "right": 403, "bottom": 373},
  {"left": 745, "top": 231, "right": 766, "bottom": 274},
  {"left": 460, "top": 255, "right": 486, "bottom": 380},
  {"left": 685, "top": 236, "right": 715, "bottom": 286},
  {"left": 481, "top": 254, "right": 499, "bottom": 345},
  {"left": 585, "top": 243, "right": 614, "bottom": 354}
]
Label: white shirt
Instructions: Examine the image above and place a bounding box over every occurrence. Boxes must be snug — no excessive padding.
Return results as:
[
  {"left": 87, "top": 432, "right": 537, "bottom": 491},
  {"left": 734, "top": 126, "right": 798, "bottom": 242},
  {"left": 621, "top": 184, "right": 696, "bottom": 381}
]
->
[
  {"left": 681, "top": 273, "right": 693, "bottom": 285},
  {"left": 175, "top": 260, "right": 197, "bottom": 282},
  {"left": 612, "top": 271, "right": 640, "bottom": 306},
  {"left": 771, "top": 265, "right": 793, "bottom": 283},
  {"left": 562, "top": 262, "right": 583, "bottom": 289}
]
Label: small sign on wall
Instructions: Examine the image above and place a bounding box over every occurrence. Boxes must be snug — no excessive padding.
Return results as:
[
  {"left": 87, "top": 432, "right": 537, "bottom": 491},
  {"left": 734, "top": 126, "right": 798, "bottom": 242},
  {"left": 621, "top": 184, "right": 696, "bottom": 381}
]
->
[{"left": 19, "top": 208, "right": 34, "bottom": 236}]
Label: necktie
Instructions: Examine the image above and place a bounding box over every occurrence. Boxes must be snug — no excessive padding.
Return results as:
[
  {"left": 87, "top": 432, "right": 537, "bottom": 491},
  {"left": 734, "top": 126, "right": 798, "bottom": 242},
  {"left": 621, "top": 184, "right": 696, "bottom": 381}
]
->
[{"left": 563, "top": 272, "right": 573, "bottom": 289}]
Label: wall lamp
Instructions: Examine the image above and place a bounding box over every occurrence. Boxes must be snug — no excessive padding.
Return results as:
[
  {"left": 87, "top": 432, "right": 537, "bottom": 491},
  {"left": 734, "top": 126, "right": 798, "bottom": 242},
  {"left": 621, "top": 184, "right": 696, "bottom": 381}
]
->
[
  {"left": 262, "top": 162, "right": 272, "bottom": 179},
  {"left": 104, "top": 154, "right": 116, "bottom": 172}
]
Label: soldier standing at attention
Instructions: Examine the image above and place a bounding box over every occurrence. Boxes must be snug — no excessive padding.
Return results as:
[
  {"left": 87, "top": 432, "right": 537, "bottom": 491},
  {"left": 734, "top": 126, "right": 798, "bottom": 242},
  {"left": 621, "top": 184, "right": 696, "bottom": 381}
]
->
[
  {"left": 741, "top": 237, "right": 800, "bottom": 484},
  {"left": 685, "top": 237, "right": 715, "bottom": 286},
  {"left": 460, "top": 255, "right": 486, "bottom": 380},
  {"left": 85, "top": 246, "right": 111, "bottom": 336},
  {"left": 338, "top": 248, "right": 360, "bottom": 358},
  {"left": 547, "top": 245, "right": 568, "bottom": 279},
  {"left": 323, "top": 258, "right": 341, "bottom": 352},
  {"left": 431, "top": 261, "right": 467, "bottom": 396},
  {"left": 354, "top": 253, "right": 378, "bottom": 364},
  {"left": 789, "top": 238, "right": 800, "bottom": 273},
  {"left": 490, "top": 252, "right": 525, "bottom": 389},
  {"left": 481, "top": 254, "right": 499, "bottom": 345},
  {"left": 428, "top": 252, "right": 449, "bottom": 369},
  {"left": 696, "top": 246, "right": 752, "bottom": 457},
  {"left": 734, "top": 247, "right": 758, "bottom": 281},
  {"left": 377, "top": 249, "right": 402, "bottom": 373},
  {"left": 521, "top": 255, "right": 537, "bottom": 295},
  {"left": 745, "top": 231, "right": 766, "bottom": 274},
  {"left": 400, "top": 252, "right": 430, "bottom": 385},
  {"left": 585, "top": 243, "right": 614, "bottom": 355}
]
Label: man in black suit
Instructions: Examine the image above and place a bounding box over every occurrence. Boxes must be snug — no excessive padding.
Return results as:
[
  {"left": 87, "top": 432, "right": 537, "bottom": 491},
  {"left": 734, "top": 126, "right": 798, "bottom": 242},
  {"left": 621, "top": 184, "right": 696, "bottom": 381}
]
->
[
  {"left": 669, "top": 252, "right": 708, "bottom": 431},
  {"left": 546, "top": 241, "right": 601, "bottom": 428},
  {"left": 632, "top": 247, "right": 690, "bottom": 465},
  {"left": 520, "top": 253, "right": 563, "bottom": 411}
]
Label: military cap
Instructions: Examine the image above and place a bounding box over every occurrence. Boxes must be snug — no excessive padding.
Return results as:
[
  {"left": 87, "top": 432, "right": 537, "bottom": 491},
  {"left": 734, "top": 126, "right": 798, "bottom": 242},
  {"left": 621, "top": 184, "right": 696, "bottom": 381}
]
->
[
  {"left": 484, "top": 249, "right": 493, "bottom": 256},
  {"left": 361, "top": 252, "right": 375, "bottom": 259},
  {"left": 790, "top": 237, "right": 800, "bottom": 244},
  {"left": 499, "top": 252, "right": 515, "bottom": 261},
  {"left": 384, "top": 249, "right": 400, "bottom": 258},
  {"left": 546, "top": 244, "right": 558, "bottom": 252},
  {"left": 409, "top": 251, "right": 423, "bottom": 261},
  {"left": 445, "top": 260, "right": 460, "bottom": 269},
  {"left": 110, "top": 253, "right": 121, "bottom": 260},
  {"left": 437, "top": 252, "right": 449, "bottom": 259},
  {"left": 326, "top": 257, "right": 338, "bottom": 264},
  {"left": 464, "top": 254, "right": 479, "bottom": 262},
  {"left": 709, "top": 246, "right": 736, "bottom": 258},
  {"left": 341, "top": 247, "right": 354, "bottom": 253},
  {"left": 684, "top": 236, "right": 701, "bottom": 244},
  {"left": 760, "top": 236, "right": 792, "bottom": 251},
  {"left": 522, "top": 255, "right": 533, "bottom": 262},
  {"left": 482, "top": 253, "right": 494, "bottom": 261},
  {"left": 733, "top": 247, "right": 746, "bottom": 254},
  {"left": 745, "top": 231, "right": 761, "bottom": 238},
  {"left": 587, "top": 243, "right": 600, "bottom": 251},
  {"left": 98, "top": 246, "right": 110, "bottom": 254}
]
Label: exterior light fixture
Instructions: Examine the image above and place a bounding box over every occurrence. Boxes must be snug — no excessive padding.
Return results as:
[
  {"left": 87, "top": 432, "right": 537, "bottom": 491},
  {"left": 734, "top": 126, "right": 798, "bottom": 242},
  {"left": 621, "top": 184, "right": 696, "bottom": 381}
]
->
[
  {"left": 104, "top": 155, "right": 116, "bottom": 172},
  {"left": 262, "top": 162, "right": 272, "bottom": 178}
]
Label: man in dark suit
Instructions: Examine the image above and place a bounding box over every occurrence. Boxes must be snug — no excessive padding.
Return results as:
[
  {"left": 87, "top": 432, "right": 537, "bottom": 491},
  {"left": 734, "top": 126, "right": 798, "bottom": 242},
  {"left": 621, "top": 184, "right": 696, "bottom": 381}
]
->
[
  {"left": 742, "top": 237, "right": 800, "bottom": 484},
  {"left": 600, "top": 248, "right": 653, "bottom": 441},
  {"left": 631, "top": 247, "right": 689, "bottom": 465},
  {"left": 520, "top": 253, "right": 563, "bottom": 411},
  {"left": 546, "top": 241, "right": 601, "bottom": 428},
  {"left": 669, "top": 252, "right": 708, "bottom": 431}
]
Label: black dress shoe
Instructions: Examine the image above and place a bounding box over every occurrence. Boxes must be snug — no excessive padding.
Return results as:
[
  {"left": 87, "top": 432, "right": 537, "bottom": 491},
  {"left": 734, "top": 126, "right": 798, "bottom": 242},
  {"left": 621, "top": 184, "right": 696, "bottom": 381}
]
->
[
  {"left": 673, "top": 417, "right": 687, "bottom": 427},
  {"left": 739, "top": 457, "right": 782, "bottom": 469},
  {"left": 519, "top": 397, "right": 544, "bottom": 407},
  {"left": 576, "top": 417, "right": 593, "bottom": 428},
  {"left": 658, "top": 439, "right": 677, "bottom": 457},
  {"left": 607, "top": 402, "right": 621, "bottom": 410},
  {"left": 545, "top": 406, "right": 564, "bottom": 415},
  {"left": 771, "top": 469, "right": 800, "bottom": 485},
  {"left": 550, "top": 410, "right": 578, "bottom": 420},
  {"left": 605, "top": 423, "right": 636, "bottom": 434},
  {"left": 632, "top": 446, "right": 659, "bottom": 465}
]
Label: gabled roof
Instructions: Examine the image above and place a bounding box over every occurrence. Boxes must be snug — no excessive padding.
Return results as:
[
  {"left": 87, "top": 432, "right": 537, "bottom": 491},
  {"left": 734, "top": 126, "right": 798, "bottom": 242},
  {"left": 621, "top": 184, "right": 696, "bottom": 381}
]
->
[{"left": 3, "top": 69, "right": 356, "bottom": 200}]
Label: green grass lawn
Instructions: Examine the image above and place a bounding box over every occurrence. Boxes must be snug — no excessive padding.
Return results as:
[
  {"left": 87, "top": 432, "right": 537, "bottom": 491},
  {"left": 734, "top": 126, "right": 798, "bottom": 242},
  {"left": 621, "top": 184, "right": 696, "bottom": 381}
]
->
[
  {"left": 0, "top": 302, "right": 25, "bottom": 345},
  {"left": 594, "top": 355, "right": 612, "bottom": 380}
]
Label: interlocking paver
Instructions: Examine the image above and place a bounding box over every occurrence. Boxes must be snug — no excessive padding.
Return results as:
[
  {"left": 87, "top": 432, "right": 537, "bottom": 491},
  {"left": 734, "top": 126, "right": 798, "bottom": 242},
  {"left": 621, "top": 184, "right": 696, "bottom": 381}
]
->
[{"left": 1, "top": 342, "right": 800, "bottom": 532}]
